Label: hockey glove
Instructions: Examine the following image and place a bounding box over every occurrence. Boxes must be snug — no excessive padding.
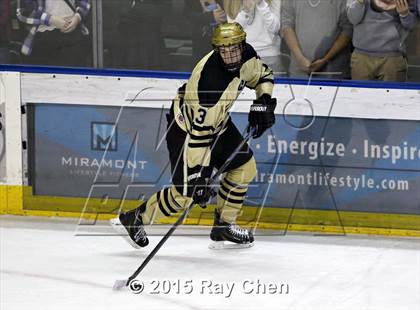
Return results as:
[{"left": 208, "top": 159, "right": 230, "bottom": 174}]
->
[
  {"left": 190, "top": 177, "right": 214, "bottom": 207},
  {"left": 188, "top": 166, "right": 215, "bottom": 207},
  {"left": 248, "top": 94, "right": 277, "bottom": 138}
]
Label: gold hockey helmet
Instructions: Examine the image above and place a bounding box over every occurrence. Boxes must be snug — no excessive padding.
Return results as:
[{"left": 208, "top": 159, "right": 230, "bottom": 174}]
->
[{"left": 211, "top": 22, "right": 246, "bottom": 47}]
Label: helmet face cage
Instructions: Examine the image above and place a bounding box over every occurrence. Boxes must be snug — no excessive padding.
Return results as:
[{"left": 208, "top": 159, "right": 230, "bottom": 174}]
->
[
  {"left": 215, "top": 42, "right": 245, "bottom": 72},
  {"left": 211, "top": 22, "right": 247, "bottom": 72}
]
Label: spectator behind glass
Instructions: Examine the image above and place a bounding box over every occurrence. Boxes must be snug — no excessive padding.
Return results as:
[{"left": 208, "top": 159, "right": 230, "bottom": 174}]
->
[
  {"left": 16, "top": 0, "right": 90, "bottom": 67},
  {"left": 347, "top": 0, "right": 418, "bottom": 82},
  {"left": 185, "top": 0, "right": 226, "bottom": 67},
  {"left": 224, "top": 0, "right": 283, "bottom": 75},
  {"left": 112, "top": 0, "right": 170, "bottom": 71},
  {"left": 0, "top": 0, "right": 11, "bottom": 63},
  {"left": 281, "top": 0, "right": 352, "bottom": 79}
]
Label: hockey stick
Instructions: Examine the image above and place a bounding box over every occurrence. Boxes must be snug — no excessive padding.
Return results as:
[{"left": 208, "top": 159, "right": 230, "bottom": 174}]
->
[{"left": 113, "top": 127, "right": 255, "bottom": 291}]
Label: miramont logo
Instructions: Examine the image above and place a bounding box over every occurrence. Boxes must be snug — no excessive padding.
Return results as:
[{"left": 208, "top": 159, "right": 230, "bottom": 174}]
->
[{"left": 91, "top": 122, "right": 118, "bottom": 151}]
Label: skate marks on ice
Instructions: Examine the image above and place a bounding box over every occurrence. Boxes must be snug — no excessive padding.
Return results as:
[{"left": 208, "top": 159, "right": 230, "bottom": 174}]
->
[{"left": 2, "top": 216, "right": 419, "bottom": 310}]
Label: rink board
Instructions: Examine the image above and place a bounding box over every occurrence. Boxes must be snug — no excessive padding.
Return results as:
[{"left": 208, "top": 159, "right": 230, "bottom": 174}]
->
[
  {"left": 25, "top": 104, "right": 419, "bottom": 215},
  {"left": 0, "top": 67, "right": 419, "bottom": 235}
]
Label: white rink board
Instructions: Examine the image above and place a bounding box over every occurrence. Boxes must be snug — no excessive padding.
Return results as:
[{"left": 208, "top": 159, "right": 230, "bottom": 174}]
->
[
  {"left": 20, "top": 73, "right": 420, "bottom": 120},
  {"left": 1, "top": 70, "right": 419, "bottom": 186}
]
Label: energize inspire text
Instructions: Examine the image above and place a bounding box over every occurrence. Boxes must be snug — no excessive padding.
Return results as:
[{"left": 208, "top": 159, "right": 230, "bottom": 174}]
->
[{"left": 267, "top": 135, "right": 420, "bottom": 164}]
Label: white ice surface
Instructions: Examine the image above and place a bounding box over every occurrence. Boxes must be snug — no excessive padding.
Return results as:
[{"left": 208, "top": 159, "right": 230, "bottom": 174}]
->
[{"left": 1, "top": 216, "right": 419, "bottom": 310}]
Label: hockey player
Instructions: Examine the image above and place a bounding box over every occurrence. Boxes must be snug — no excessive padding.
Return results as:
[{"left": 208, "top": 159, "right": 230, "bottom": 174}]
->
[{"left": 111, "top": 22, "right": 276, "bottom": 249}]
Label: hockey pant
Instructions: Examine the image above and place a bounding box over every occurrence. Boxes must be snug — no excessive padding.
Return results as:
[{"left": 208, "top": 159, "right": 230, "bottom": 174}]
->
[{"left": 140, "top": 113, "right": 256, "bottom": 224}]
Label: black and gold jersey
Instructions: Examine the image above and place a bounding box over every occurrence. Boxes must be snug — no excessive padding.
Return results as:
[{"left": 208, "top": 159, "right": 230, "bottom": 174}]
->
[{"left": 171, "top": 43, "right": 274, "bottom": 174}]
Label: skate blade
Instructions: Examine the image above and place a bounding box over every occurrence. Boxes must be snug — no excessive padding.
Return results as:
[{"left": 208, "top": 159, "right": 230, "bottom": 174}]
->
[
  {"left": 110, "top": 217, "right": 141, "bottom": 249},
  {"left": 208, "top": 241, "right": 254, "bottom": 250}
]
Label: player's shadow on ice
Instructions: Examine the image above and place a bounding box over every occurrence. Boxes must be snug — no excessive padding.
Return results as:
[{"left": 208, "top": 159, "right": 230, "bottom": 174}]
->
[
  {"left": 103, "top": 251, "right": 219, "bottom": 262},
  {"left": 103, "top": 251, "right": 255, "bottom": 266}
]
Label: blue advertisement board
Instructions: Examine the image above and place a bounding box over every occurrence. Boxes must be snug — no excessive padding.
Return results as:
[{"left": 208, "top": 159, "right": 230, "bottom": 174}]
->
[{"left": 30, "top": 104, "right": 420, "bottom": 215}]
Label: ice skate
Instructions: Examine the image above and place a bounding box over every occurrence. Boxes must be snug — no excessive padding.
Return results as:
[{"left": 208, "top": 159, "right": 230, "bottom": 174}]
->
[
  {"left": 209, "top": 210, "right": 254, "bottom": 250},
  {"left": 110, "top": 203, "right": 149, "bottom": 249}
]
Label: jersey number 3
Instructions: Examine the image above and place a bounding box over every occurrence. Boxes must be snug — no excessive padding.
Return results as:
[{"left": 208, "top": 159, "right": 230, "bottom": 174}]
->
[{"left": 195, "top": 108, "right": 207, "bottom": 124}]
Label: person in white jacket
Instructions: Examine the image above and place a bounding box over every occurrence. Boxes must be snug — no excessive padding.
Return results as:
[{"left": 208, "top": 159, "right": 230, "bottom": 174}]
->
[{"left": 224, "top": 0, "right": 283, "bottom": 74}]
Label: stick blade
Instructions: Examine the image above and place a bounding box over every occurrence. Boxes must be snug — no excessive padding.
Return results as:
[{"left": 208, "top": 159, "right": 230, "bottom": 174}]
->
[{"left": 113, "top": 279, "right": 128, "bottom": 291}]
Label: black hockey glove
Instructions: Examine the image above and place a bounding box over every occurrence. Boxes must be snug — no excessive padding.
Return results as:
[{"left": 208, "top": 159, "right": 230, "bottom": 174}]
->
[
  {"left": 188, "top": 167, "right": 215, "bottom": 207},
  {"left": 190, "top": 177, "right": 214, "bottom": 207},
  {"left": 248, "top": 94, "right": 277, "bottom": 139}
]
